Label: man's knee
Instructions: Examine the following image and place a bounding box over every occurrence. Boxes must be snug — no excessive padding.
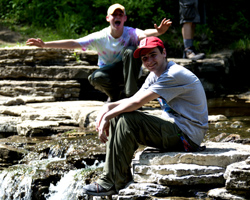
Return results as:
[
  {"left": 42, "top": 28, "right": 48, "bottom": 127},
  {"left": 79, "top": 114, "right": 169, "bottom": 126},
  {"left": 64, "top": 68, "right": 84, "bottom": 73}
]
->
[
  {"left": 113, "top": 113, "right": 140, "bottom": 146},
  {"left": 88, "top": 71, "right": 109, "bottom": 87},
  {"left": 122, "top": 46, "right": 136, "bottom": 60},
  {"left": 116, "top": 112, "right": 139, "bottom": 129}
]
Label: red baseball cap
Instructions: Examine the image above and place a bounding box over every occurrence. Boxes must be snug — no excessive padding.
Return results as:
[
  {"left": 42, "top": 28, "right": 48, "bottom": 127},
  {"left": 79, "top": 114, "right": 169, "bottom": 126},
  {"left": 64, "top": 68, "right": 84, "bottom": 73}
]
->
[{"left": 133, "top": 36, "right": 165, "bottom": 58}]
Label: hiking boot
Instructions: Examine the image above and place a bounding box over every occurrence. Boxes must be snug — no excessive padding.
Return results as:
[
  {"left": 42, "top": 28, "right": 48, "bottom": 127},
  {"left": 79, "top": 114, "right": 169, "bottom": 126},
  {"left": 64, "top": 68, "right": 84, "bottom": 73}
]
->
[
  {"left": 83, "top": 182, "right": 117, "bottom": 196},
  {"left": 183, "top": 46, "right": 205, "bottom": 61}
]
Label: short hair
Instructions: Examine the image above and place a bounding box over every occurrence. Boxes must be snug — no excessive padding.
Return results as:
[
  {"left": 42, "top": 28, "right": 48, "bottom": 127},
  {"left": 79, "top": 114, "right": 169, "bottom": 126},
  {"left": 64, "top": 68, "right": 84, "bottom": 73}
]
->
[
  {"left": 157, "top": 46, "right": 167, "bottom": 60},
  {"left": 157, "top": 46, "right": 163, "bottom": 54}
]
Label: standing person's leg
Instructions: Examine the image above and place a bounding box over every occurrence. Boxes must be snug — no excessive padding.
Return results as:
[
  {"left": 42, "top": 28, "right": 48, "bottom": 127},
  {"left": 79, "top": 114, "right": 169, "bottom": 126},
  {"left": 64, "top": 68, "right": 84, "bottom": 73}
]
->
[
  {"left": 88, "top": 63, "right": 123, "bottom": 101},
  {"left": 96, "top": 111, "right": 184, "bottom": 192},
  {"left": 122, "top": 46, "right": 142, "bottom": 98},
  {"left": 179, "top": 0, "right": 205, "bottom": 60},
  {"left": 182, "top": 22, "right": 195, "bottom": 44}
]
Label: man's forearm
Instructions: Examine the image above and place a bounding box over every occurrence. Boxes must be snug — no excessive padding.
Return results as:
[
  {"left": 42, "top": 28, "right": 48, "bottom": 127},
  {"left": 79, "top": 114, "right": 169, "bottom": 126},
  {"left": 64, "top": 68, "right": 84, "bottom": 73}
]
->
[
  {"left": 138, "top": 29, "right": 160, "bottom": 40},
  {"left": 44, "top": 40, "right": 81, "bottom": 49},
  {"left": 103, "top": 98, "right": 144, "bottom": 121},
  {"left": 143, "top": 29, "right": 161, "bottom": 37}
]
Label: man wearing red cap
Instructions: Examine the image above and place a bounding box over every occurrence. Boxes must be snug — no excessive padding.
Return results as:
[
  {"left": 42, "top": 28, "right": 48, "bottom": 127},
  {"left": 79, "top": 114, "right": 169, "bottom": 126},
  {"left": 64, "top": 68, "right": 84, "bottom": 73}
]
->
[
  {"left": 83, "top": 36, "right": 208, "bottom": 195},
  {"left": 26, "top": 3, "right": 172, "bottom": 102}
]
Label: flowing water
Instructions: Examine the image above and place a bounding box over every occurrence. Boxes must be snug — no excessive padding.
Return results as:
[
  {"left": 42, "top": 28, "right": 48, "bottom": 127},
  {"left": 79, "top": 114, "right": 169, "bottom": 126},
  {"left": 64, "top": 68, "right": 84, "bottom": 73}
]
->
[
  {"left": 45, "top": 160, "right": 104, "bottom": 200},
  {"left": 206, "top": 97, "right": 250, "bottom": 141},
  {"left": 0, "top": 138, "right": 105, "bottom": 200},
  {"left": 0, "top": 96, "right": 249, "bottom": 200}
]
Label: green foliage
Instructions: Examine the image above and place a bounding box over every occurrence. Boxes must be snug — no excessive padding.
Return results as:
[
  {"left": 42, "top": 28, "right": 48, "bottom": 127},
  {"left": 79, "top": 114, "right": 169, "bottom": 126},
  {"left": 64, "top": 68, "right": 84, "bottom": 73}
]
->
[
  {"left": 73, "top": 52, "right": 81, "bottom": 63},
  {"left": 232, "top": 36, "right": 250, "bottom": 50},
  {"left": 0, "top": 0, "right": 249, "bottom": 53}
]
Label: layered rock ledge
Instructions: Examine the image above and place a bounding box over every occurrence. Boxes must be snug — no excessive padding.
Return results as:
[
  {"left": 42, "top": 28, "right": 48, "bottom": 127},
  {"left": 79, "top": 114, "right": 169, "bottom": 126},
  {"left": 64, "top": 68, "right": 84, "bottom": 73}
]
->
[
  {"left": 0, "top": 97, "right": 249, "bottom": 199},
  {"left": 1, "top": 47, "right": 249, "bottom": 100},
  {"left": 118, "top": 142, "right": 250, "bottom": 200},
  {"left": 0, "top": 47, "right": 250, "bottom": 199}
]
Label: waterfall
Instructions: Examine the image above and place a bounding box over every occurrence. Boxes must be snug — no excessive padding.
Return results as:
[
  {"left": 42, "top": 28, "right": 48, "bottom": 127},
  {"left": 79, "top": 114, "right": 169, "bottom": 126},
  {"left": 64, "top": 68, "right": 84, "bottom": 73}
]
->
[
  {"left": 0, "top": 140, "right": 104, "bottom": 199},
  {"left": 0, "top": 165, "right": 33, "bottom": 200},
  {"left": 0, "top": 158, "right": 63, "bottom": 199},
  {"left": 45, "top": 160, "right": 104, "bottom": 200},
  {"left": 45, "top": 169, "right": 86, "bottom": 200}
]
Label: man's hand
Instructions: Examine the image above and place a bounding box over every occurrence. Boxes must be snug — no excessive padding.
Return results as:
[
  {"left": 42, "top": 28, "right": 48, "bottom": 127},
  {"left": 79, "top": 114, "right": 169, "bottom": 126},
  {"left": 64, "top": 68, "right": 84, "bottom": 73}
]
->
[
  {"left": 95, "top": 104, "right": 110, "bottom": 132},
  {"left": 26, "top": 38, "right": 45, "bottom": 48},
  {"left": 154, "top": 18, "right": 172, "bottom": 35},
  {"left": 98, "top": 118, "right": 110, "bottom": 143}
]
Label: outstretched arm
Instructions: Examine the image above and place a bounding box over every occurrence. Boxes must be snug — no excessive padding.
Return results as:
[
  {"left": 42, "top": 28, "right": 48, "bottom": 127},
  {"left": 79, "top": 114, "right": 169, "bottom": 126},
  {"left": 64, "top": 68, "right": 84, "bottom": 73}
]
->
[
  {"left": 26, "top": 38, "right": 82, "bottom": 49},
  {"left": 138, "top": 18, "right": 172, "bottom": 40}
]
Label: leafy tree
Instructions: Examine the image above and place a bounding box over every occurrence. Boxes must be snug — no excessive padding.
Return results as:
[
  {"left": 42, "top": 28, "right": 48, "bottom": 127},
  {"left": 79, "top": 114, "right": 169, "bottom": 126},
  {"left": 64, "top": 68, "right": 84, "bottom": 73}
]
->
[{"left": 0, "top": 0, "right": 249, "bottom": 52}]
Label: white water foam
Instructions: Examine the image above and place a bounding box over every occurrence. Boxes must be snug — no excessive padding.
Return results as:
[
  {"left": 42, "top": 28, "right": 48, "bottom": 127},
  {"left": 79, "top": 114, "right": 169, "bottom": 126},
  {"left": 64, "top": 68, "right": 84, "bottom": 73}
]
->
[
  {"left": 46, "top": 160, "right": 104, "bottom": 200},
  {"left": 0, "top": 167, "right": 32, "bottom": 200}
]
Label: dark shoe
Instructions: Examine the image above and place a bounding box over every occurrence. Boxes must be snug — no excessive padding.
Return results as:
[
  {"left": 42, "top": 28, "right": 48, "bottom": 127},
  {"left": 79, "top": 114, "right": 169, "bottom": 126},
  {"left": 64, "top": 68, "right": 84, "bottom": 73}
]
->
[
  {"left": 183, "top": 46, "right": 205, "bottom": 61},
  {"left": 82, "top": 182, "right": 117, "bottom": 196}
]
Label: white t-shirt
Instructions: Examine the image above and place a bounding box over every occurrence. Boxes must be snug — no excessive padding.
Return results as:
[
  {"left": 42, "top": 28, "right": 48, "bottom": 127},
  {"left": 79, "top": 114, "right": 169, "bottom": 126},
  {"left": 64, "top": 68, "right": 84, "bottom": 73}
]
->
[
  {"left": 139, "top": 61, "right": 208, "bottom": 145},
  {"left": 76, "top": 26, "right": 143, "bottom": 68}
]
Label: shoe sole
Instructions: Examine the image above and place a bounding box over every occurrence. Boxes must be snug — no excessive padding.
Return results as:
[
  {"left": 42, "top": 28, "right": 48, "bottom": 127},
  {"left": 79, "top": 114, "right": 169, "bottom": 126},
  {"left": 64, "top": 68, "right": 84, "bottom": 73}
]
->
[
  {"left": 83, "top": 189, "right": 117, "bottom": 196},
  {"left": 190, "top": 54, "right": 205, "bottom": 61}
]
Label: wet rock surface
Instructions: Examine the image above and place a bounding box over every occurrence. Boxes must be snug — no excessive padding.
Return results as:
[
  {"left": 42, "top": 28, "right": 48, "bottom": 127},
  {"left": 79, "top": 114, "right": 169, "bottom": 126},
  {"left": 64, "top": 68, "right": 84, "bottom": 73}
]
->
[
  {"left": 0, "top": 98, "right": 249, "bottom": 199},
  {"left": 0, "top": 47, "right": 249, "bottom": 199},
  {"left": 127, "top": 142, "right": 250, "bottom": 200}
]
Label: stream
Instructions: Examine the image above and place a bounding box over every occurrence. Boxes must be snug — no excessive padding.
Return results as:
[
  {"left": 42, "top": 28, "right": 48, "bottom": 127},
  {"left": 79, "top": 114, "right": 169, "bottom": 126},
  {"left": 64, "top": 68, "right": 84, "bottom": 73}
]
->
[{"left": 0, "top": 96, "right": 249, "bottom": 200}]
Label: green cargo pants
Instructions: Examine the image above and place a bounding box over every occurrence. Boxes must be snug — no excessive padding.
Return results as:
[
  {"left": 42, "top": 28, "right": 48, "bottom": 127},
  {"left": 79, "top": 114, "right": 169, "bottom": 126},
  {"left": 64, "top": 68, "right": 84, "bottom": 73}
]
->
[
  {"left": 96, "top": 111, "right": 185, "bottom": 192},
  {"left": 88, "top": 46, "right": 141, "bottom": 101}
]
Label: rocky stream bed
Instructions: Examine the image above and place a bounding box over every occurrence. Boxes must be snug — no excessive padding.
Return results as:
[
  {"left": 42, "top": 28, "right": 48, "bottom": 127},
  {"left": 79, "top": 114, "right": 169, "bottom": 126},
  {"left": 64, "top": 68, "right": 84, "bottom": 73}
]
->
[{"left": 0, "top": 47, "right": 250, "bottom": 200}]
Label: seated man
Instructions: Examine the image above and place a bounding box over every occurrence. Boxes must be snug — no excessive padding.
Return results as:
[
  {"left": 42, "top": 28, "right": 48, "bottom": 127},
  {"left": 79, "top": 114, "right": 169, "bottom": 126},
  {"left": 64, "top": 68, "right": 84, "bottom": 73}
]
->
[
  {"left": 83, "top": 36, "right": 208, "bottom": 195},
  {"left": 26, "top": 4, "right": 172, "bottom": 102}
]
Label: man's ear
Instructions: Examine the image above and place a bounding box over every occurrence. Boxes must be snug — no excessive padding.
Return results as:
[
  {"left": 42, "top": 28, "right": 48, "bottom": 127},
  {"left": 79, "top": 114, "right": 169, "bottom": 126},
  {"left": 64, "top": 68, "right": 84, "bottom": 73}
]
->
[
  {"left": 106, "top": 15, "right": 110, "bottom": 22},
  {"left": 124, "top": 15, "right": 127, "bottom": 22},
  {"left": 163, "top": 48, "right": 167, "bottom": 58}
]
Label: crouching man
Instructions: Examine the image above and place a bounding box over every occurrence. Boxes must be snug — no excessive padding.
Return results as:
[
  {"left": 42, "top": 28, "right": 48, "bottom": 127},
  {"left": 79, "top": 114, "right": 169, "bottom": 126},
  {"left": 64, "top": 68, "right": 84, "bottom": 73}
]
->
[{"left": 83, "top": 36, "right": 208, "bottom": 195}]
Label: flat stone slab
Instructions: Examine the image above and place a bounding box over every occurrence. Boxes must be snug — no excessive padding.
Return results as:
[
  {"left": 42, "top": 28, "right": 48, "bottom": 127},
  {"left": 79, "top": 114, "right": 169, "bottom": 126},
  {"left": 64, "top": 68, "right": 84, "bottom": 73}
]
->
[
  {"left": 0, "top": 100, "right": 105, "bottom": 136},
  {"left": 0, "top": 48, "right": 98, "bottom": 66},
  {"left": 134, "top": 163, "right": 224, "bottom": 176},
  {"left": 0, "top": 80, "right": 80, "bottom": 101},
  {"left": 0, "top": 65, "right": 98, "bottom": 79},
  {"left": 0, "top": 48, "right": 238, "bottom": 99},
  {"left": 132, "top": 142, "right": 250, "bottom": 186},
  {"left": 0, "top": 115, "right": 21, "bottom": 133},
  {"left": 134, "top": 164, "right": 225, "bottom": 186},
  {"left": 208, "top": 188, "right": 247, "bottom": 200},
  {"left": 135, "top": 142, "right": 250, "bottom": 168},
  {"left": 118, "top": 183, "right": 170, "bottom": 197}
]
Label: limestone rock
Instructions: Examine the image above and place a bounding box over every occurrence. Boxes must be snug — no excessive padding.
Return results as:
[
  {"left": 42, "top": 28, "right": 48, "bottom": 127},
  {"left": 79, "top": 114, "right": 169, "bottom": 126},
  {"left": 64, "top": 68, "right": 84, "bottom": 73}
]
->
[
  {"left": 208, "top": 114, "right": 227, "bottom": 122},
  {"left": 0, "top": 100, "right": 105, "bottom": 136},
  {"left": 0, "top": 47, "right": 244, "bottom": 100},
  {"left": 0, "top": 48, "right": 98, "bottom": 66},
  {"left": 0, "top": 80, "right": 80, "bottom": 100},
  {"left": 0, "top": 144, "right": 26, "bottom": 167},
  {"left": 17, "top": 120, "right": 61, "bottom": 136},
  {"left": 118, "top": 183, "right": 170, "bottom": 197},
  {"left": 134, "top": 142, "right": 250, "bottom": 167},
  {"left": 224, "top": 158, "right": 250, "bottom": 191},
  {"left": 2, "top": 95, "right": 55, "bottom": 106},
  {"left": 0, "top": 115, "right": 21, "bottom": 133},
  {"left": 208, "top": 188, "right": 246, "bottom": 200},
  {"left": 133, "top": 142, "right": 250, "bottom": 188}
]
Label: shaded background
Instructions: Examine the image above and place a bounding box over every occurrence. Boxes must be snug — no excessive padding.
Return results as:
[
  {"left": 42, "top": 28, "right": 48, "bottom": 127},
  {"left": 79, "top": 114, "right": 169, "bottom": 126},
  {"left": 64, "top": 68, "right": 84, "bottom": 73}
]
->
[{"left": 0, "top": 0, "right": 249, "bottom": 57}]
